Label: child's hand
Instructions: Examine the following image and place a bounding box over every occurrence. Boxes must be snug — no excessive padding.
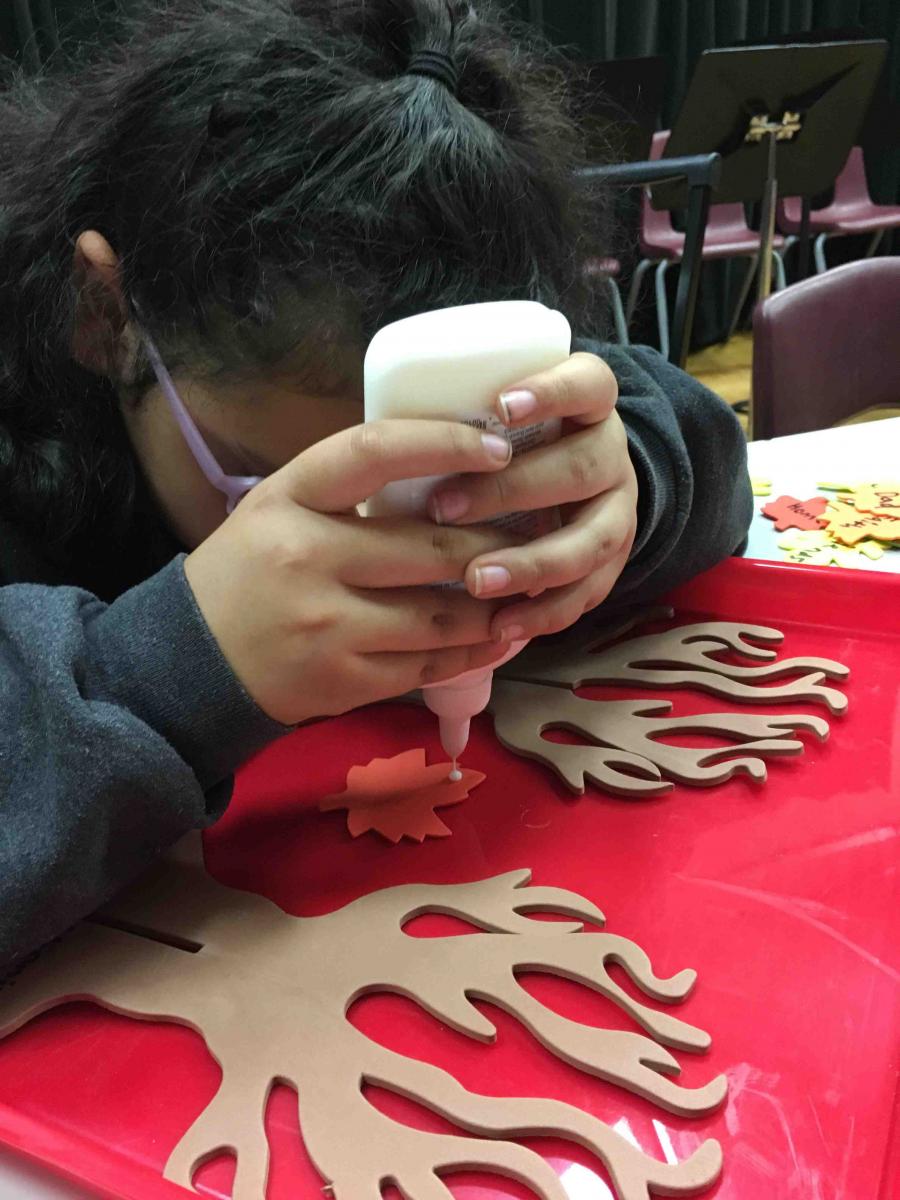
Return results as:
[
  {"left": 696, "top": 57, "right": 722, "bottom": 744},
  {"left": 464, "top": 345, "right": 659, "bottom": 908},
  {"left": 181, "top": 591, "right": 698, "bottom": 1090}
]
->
[
  {"left": 427, "top": 352, "right": 638, "bottom": 641},
  {"left": 184, "top": 421, "right": 519, "bottom": 725}
]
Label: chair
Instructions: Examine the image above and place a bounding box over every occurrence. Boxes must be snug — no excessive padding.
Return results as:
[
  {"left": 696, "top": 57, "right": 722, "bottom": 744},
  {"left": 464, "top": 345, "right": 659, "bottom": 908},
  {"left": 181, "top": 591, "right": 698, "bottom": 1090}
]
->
[
  {"left": 778, "top": 147, "right": 900, "bottom": 275},
  {"left": 752, "top": 258, "right": 900, "bottom": 440},
  {"left": 577, "top": 149, "right": 722, "bottom": 368},
  {"left": 627, "top": 132, "right": 788, "bottom": 359},
  {"left": 582, "top": 256, "right": 630, "bottom": 345}
]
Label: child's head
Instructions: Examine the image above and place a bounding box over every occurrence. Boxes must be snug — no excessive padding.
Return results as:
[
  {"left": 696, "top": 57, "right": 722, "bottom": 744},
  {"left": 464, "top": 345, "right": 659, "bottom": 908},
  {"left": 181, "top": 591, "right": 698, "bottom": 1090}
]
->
[{"left": 0, "top": 0, "right": 607, "bottom": 550}]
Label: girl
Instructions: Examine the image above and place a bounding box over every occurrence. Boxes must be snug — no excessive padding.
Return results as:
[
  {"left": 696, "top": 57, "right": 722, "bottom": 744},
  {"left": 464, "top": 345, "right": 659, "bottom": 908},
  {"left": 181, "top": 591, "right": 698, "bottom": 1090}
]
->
[{"left": 0, "top": 0, "right": 752, "bottom": 975}]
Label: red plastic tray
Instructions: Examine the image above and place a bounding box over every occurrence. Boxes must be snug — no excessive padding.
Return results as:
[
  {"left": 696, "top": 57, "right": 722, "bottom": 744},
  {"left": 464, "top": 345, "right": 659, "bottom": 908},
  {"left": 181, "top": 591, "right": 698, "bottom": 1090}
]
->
[{"left": 0, "top": 557, "right": 897, "bottom": 1200}]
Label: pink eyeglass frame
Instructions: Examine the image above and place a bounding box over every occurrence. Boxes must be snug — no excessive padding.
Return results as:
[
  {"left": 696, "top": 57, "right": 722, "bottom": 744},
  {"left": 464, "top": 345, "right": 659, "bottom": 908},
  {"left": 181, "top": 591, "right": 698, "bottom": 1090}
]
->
[{"left": 140, "top": 329, "right": 264, "bottom": 514}]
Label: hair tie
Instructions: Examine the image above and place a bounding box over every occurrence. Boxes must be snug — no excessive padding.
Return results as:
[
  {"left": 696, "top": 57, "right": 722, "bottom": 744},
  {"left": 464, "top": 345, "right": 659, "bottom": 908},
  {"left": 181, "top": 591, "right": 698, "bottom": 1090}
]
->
[{"left": 406, "top": 49, "right": 459, "bottom": 95}]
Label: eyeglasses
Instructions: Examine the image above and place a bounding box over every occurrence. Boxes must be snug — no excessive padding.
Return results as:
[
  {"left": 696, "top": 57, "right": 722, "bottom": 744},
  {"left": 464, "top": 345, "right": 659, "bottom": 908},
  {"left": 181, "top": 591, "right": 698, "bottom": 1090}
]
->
[{"left": 140, "top": 329, "right": 264, "bottom": 514}]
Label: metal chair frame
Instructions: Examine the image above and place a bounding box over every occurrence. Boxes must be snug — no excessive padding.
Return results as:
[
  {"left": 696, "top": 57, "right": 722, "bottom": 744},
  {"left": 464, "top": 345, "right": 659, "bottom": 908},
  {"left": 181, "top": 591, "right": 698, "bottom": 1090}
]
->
[
  {"left": 577, "top": 152, "right": 722, "bottom": 368},
  {"left": 626, "top": 248, "right": 787, "bottom": 360},
  {"left": 814, "top": 228, "right": 887, "bottom": 274}
]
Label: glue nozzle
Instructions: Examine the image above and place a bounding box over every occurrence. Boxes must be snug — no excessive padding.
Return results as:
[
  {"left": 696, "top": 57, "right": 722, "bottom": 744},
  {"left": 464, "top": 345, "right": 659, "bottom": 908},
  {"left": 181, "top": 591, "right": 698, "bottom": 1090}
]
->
[
  {"left": 422, "top": 667, "right": 493, "bottom": 780},
  {"left": 449, "top": 761, "right": 463, "bottom": 782},
  {"left": 439, "top": 717, "right": 470, "bottom": 768}
]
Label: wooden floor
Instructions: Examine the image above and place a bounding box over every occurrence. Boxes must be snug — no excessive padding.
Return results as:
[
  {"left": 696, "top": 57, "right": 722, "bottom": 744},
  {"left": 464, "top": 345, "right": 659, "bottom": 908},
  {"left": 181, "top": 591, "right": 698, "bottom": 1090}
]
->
[
  {"left": 686, "top": 333, "right": 752, "bottom": 434},
  {"left": 687, "top": 332, "right": 753, "bottom": 406},
  {"left": 685, "top": 332, "right": 900, "bottom": 437}
]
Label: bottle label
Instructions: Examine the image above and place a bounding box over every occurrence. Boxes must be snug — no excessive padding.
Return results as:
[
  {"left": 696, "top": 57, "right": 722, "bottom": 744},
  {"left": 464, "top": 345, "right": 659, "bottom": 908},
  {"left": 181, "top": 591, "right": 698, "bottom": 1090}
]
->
[{"left": 460, "top": 414, "right": 561, "bottom": 540}]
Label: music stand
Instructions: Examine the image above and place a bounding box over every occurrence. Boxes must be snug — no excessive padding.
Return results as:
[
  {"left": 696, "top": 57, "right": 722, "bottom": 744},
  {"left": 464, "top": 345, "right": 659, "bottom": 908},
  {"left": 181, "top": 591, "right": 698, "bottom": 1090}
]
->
[
  {"left": 653, "top": 41, "right": 887, "bottom": 313},
  {"left": 732, "top": 28, "right": 896, "bottom": 276}
]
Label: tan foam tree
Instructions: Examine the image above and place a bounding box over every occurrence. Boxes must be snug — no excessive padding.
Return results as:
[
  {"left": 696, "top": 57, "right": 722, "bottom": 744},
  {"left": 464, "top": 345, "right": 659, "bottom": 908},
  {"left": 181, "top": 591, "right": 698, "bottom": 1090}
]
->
[
  {"left": 491, "top": 610, "right": 848, "bottom": 794},
  {"left": 0, "top": 838, "right": 726, "bottom": 1200}
]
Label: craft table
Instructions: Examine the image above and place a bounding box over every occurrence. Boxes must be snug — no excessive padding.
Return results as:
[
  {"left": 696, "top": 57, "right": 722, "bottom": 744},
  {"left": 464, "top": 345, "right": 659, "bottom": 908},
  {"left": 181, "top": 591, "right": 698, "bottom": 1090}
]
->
[
  {"left": 0, "top": 1149, "right": 92, "bottom": 1199},
  {"left": 0, "top": 553, "right": 896, "bottom": 1200},
  {"left": 745, "top": 417, "right": 900, "bottom": 572}
]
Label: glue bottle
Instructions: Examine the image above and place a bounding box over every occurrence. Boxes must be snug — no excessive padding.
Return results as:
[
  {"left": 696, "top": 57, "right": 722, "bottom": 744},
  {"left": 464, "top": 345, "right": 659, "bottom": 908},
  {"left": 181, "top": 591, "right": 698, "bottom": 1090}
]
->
[{"left": 364, "top": 301, "right": 572, "bottom": 775}]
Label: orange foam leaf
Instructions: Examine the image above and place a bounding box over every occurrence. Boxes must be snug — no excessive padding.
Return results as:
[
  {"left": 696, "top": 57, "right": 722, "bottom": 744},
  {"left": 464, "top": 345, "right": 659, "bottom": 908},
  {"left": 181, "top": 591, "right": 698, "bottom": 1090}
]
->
[
  {"left": 319, "top": 749, "right": 486, "bottom": 843},
  {"left": 826, "top": 510, "right": 900, "bottom": 545}
]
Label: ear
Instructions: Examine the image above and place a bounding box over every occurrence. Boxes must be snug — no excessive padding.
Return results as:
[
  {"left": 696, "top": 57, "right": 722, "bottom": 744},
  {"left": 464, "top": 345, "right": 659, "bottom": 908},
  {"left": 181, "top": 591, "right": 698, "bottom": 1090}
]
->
[{"left": 71, "top": 231, "right": 138, "bottom": 379}]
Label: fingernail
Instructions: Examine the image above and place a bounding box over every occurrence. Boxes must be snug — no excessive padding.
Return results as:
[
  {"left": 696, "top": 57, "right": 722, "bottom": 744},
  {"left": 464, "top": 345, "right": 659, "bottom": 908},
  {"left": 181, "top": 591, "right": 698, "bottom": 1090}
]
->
[
  {"left": 482, "top": 432, "right": 511, "bottom": 461},
  {"left": 430, "top": 490, "right": 470, "bottom": 524},
  {"left": 496, "top": 623, "right": 525, "bottom": 643},
  {"left": 474, "top": 565, "right": 512, "bottom": 596},
  {"left": 499, "top": 389, "right": 538, "bottom": 424}
]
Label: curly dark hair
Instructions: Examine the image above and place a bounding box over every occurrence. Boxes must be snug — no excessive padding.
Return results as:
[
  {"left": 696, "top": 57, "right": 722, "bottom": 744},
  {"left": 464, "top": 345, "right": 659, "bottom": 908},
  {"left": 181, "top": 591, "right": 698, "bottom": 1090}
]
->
[{"left": 0, "top": 0, "right": 608, "bottom": 554}]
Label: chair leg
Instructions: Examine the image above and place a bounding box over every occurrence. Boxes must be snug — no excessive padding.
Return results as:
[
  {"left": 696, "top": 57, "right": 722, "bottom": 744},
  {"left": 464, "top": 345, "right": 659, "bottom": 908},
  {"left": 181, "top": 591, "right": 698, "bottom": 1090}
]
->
[
  {"left": 865, "top": 229, "right": 886, "bottom": 259},
  {"left": 604, "top": 276, "right": 630, "bottom": 345},
  {"left": 655, "top": 261, "right": 671, "bottom": 361},
  {"left": 726, "top": 256, "right": 759, "bottom": 342},
  {"left": 814, "top": 233, "right": 830, "bottom": 274},
  {"left": 773, "top": 251, "right": 787, "bottom": 292},
  {"left": 625, "top": 258, "right": 653, "bottom": 325}
]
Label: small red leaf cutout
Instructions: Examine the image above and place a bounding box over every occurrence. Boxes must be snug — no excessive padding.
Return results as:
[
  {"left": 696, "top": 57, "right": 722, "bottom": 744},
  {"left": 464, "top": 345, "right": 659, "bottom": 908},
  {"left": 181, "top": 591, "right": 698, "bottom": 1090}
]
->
[
  {"left": 319, "top": 749, "right": 486, "bottom": 843},
  {"left": 761, "top": 495, "right": 829, "bottom": 531}
]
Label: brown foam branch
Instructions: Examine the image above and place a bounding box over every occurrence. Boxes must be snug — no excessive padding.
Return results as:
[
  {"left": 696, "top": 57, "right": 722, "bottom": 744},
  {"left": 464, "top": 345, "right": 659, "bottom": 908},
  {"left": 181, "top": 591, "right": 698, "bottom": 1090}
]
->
[
  {"left": 364, "top": 1047, "right": 723, "bottom": 1200},
  {"left": 498, "top": 607, "right": 675, "bottom": 682},
  {"left": 0, "top": 923, "right": 201, "bottom": 1038},
  {"left": 370, "top": 869, "right": 608, "bottom": 937},
  {"left": 604, "top": 707, "right": 830, "bottom": 787},
  {"left": 502, "top": 621, "right": 850, "bottom": 714},
  {"left": 481, "top": 977, "right": 727, "bottom": 1116},
  {"left": 382, "top": 1134, "right": 571, "bottom": 1200},
  {"left": 492, "top": 682, "right": 831, "bottom": 794},
  {"left": 164, "top": 1066, "right": 273, "bottom": 1197},
  {"left": 491, "top": 683, "right": 668, "bottom": 797},
  {"left": 402, "top": 930, "right": 708, "bottom": 1055}
]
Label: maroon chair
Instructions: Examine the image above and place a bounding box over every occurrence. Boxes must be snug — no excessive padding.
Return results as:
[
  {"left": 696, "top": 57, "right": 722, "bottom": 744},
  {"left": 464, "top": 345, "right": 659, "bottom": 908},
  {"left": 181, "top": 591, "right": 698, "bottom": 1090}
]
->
[
  {"left": 778, "top": 147, "right": 900, "bottom": 274},
  {"left": 626, "top": 131, "right": 787, "bottom": 356},
  {"left": 752, "top": 257, "right": 900, "bottom": 440},
  {"left": 582, "top": 255, "right": 630, "bottom": 344}
]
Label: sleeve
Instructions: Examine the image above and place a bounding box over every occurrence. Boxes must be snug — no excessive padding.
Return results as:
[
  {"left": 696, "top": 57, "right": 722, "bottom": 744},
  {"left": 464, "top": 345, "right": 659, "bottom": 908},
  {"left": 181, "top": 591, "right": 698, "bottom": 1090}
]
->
[
  {"left": 0, "top": 555, "right": 289, "bottom": 977},
  {"left": 574, "top": 338, "right": 754, "bottom": 604}
]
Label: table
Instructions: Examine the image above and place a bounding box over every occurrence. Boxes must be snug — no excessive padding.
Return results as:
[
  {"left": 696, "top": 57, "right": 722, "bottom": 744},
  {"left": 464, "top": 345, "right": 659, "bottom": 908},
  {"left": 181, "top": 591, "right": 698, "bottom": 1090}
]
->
[
  {"left": 745, "top": 417, "right": 900, "bottom": 571},
  {"left": 0, "top": 423, "right": 897, "bottom": 1200},
  {"left": 0, "top": 1150, "right": 92, "bottom": 1199}
]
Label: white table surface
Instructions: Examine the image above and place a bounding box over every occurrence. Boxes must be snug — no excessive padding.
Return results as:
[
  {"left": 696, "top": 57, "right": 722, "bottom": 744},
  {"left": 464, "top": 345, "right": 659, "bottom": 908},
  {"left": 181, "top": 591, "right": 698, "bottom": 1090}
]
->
[
  {"left": 744, "top": 417, "right": 900, "bottom": 571},
  {"left": 0, "top": 1150, "right": 95, "bottom": 1199},
  {"left": 1, "top": 418, "right": 898, "bottom": 1200}
]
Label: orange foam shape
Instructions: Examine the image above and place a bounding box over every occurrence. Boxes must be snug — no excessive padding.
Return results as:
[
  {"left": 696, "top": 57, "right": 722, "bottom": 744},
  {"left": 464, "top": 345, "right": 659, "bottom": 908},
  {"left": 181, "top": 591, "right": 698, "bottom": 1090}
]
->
[
  {"left": 853, "top": 484, "right": 900, "bottom": 517},
  {"left": 319, "top": 749, "right": 485, "bottom": 843},
  {"left": 761, "top": 495, "right": 829, "bottom": 532},
  {"left": 826, "top": 510, "right": 900, "bottom": 545}
]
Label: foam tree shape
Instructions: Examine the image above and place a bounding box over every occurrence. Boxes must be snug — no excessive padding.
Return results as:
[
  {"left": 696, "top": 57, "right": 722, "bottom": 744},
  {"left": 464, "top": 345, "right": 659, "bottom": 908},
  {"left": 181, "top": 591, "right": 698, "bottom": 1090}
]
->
[
  {"left": 500, "top": 612, "right": 850, "bottom": 715},
  {"left": 491, "top": 681, "right": 830, "bottom": 795},
  {"left": 761, "top": 495, "right": 829, "bottom": 531},
  {"left": 319, "top": 749, "right": 485, "bottom": 842},
  {"left": 0, "top": 838, "right": 726, "bottom": 1200}
]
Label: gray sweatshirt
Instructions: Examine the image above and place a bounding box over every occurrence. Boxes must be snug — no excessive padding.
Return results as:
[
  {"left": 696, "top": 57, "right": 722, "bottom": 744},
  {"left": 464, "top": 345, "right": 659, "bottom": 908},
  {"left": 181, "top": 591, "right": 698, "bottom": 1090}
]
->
[{"left": 0, "top": 343, "right": 753, "bottom": 975}]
